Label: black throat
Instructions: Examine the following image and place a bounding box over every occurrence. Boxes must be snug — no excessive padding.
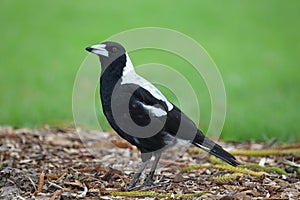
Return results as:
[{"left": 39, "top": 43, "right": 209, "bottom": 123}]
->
[{"left": 99, "top": 54, "right": 127, "bottom": 106}]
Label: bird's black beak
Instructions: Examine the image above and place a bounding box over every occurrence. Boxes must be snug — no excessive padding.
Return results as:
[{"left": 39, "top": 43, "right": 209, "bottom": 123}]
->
[
  {"left": 85, "top": 44, "right": 109, "bottom": 57},
  {"left": 85, "top": 46, "right": 93, "bottom": 52}
]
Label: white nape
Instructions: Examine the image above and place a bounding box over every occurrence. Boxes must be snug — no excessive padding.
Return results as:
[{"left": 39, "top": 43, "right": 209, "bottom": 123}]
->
[
  {"left": 121, "top": 54, "right": 174, "bottom": 111},
  {"left": 122, "top": 53, "right": 134, "bottom": 76}
]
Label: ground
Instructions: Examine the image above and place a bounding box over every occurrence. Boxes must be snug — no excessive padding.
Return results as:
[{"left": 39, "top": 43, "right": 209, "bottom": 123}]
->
[{"left": 0, "top": 126, "right": 299, "bottom": 199}]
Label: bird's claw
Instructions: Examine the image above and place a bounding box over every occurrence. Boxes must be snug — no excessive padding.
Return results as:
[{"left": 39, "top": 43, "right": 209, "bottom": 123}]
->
[
  {"left": 141, "top": 179, "right": 156, "bottom": 187},
  {"left": 127, "top": 180, "right": 169, "bottom": 190},
  {"left": 126, "top": 185, "right": 135, "bottom": 190},
  {"left": 127, "top": 180, "right": 138, "bottom": 190}
]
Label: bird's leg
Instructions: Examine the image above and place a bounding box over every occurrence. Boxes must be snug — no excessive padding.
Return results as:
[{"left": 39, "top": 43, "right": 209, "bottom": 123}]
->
[
  {"left": 127, "top": 159, "right": 149, "bottom": 189},
  {"left": 142, "top": 153, "right": 161, "bottom": 186}
]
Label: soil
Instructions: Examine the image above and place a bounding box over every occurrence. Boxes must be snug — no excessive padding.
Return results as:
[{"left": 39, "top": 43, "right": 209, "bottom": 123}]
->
[{"left": 0, "top": 126, "right": 299, "bottom": 199}]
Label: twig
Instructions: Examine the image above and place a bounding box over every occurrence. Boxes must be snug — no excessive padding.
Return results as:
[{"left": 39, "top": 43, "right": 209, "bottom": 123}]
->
[
  {"left": 240, "top": 164, "right": 288, "bottom": 175},
  {"left": 27, "top": 176, "right": 37, "bottom": 191},
  {"left": 64, "top": 181, "right": 83, "bottom": 187},
  {"left": 95, "top": 165, "right": 109, "bottom": 172},
  {"left": 50, "top": 189, "right": 63, "bottom": 200},
  {"left": 283, "top": 159, "right": 300, "bottom": 168},
  {"left": 113, "top": 173, "right": 131, "bottom": 182},
  {"left": 213, "top": 173, "right": 243, "bottom": 183},
  {"left": 47, "top": 171, "right": 67, "bottom": 180},
  {"left": 214, "top": 165, "right": 265, "bottom": 177},
  {"left": 34, "top": 171, "right": 45, "bottom": 196},
  {"left": 182, "top": 164, "right": 265, "bottom": 177},
  {"left": 110, "top": 191, "right": 206, "bottom": 198},
  {"left": 95, "top": 165, "right": 131, "bottom": 182},
  {"left": 47, "top": 180, "right": 63, "bottom": 189},
  {"left": 189, "top": 147, "right": 300, "bottom": 156},
  {"left": 230, "top": 148, "right": 300, "bottom": 156},
  {"left": 74, "top": 166, "right": 94, "bottom": 173},
  {"left": 16, "top": 196, "right": 26, "bottom": 200},
  {"left": 61, "top": 183, "right": 88, "bottom": 198}
]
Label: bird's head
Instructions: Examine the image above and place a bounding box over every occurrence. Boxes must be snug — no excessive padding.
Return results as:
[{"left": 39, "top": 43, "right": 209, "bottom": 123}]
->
[{"left": 86, "top": 41, "right": 126, "bottom": 68}]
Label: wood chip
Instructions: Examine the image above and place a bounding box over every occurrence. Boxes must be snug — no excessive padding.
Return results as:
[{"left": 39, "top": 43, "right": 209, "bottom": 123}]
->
[{"left": 0, "top": 126, "right": 299, "bottom": 199}]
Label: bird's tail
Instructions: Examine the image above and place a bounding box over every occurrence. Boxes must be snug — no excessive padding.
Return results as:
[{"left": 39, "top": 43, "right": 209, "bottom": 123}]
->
[{"left": 192, "top": 130, "right": 240, "bottom": 166}]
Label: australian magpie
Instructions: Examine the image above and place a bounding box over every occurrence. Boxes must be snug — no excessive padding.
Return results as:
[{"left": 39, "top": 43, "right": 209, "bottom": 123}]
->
[{"left": 85, "top": 41, "right": 239, "bottom": 189}]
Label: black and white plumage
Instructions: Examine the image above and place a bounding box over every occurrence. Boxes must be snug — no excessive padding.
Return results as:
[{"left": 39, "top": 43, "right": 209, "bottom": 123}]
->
[{"left": 86, "top": 41, "right": 239, "bottom": 189}]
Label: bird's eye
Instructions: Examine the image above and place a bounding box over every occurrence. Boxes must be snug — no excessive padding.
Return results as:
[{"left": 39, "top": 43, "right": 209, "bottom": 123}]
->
[{"left": 112, "top": 47, "right": 118, "bottom": 52}]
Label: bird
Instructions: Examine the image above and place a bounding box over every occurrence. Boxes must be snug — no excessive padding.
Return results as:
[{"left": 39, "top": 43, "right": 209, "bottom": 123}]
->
[{"left": 85, "top": 41, "right": 239, "bottom": 189}]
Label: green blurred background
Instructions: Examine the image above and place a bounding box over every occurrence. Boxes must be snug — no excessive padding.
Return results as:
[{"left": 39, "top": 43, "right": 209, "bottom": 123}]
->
[{"left": 0, "top": 1, "right": 299, "bottom": 142}]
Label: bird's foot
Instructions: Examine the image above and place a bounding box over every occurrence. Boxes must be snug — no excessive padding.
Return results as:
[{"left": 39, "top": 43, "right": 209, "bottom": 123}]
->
[
  {"left": 141, "top": 179, "right": 157, "bottom": 187},
  {"left": 126, "top": 181, "right": 138, "bottom": 190},
  {"left": 127, "top": 180, "right": 169, "bottom": 190},
  {"left": 141, "top": 179, "right": 169, "bottom": 188}
]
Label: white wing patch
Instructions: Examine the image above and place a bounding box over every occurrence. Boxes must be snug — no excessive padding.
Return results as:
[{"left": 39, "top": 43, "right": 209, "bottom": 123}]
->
[
  {"left": 121, "top": 54, "right": 174, "bottom": 111},
  {"left": 142, "top": 104, "right": 167, "bottom": 117}
]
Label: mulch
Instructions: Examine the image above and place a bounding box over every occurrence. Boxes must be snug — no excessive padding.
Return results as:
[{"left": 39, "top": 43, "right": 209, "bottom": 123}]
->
[{"left": 0, "top": 126, "right": 299, "bottom": 199}]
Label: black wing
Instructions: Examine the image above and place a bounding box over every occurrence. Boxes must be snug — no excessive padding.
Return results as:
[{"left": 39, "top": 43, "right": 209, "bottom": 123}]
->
[
  {"left": 127, "top": 84, "right": 200, "bottom": 150},
  {"left": 112, "top": 82, "right": 239, "bottom": 166}
]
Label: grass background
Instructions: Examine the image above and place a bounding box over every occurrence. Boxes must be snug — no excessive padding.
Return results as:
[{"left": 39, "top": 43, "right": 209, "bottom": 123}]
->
[{"left": 0, "top": 0, "right": 299, "bottom": 142}]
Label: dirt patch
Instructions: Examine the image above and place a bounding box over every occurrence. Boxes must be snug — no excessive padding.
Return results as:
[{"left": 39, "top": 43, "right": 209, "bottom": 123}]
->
[{"left": 0, "top": 126, "right": 299, "bottom": 199}]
